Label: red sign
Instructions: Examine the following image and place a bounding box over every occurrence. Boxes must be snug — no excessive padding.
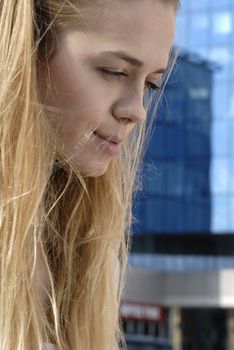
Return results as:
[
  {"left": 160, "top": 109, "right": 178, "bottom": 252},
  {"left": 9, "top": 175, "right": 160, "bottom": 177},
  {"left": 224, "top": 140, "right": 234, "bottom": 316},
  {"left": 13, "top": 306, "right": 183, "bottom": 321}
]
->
[{"left": 120, "top": 301, "right": 164, "bottom": 323}]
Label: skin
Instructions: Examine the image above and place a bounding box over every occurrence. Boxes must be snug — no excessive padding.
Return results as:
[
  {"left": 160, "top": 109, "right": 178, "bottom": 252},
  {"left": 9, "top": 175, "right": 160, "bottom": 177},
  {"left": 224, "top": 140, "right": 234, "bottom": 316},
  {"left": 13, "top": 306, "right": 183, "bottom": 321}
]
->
[{"left": 39, "top": 0, "right": 176, "bottom": 177}]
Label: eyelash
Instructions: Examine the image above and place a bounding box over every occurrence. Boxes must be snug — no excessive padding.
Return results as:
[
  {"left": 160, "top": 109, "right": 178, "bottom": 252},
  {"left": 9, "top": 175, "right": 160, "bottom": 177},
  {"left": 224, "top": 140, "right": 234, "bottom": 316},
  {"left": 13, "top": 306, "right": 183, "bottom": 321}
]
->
[{"left": 100, "top": 69, "right": 162, "bottom": 92}]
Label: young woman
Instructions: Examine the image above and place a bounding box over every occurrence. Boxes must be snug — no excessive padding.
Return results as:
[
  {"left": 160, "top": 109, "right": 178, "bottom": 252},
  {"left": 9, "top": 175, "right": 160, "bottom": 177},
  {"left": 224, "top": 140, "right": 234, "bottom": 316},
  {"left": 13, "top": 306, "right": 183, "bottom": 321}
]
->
[{"left": 0, "top": 0, "right": 179, "bottom": 349}]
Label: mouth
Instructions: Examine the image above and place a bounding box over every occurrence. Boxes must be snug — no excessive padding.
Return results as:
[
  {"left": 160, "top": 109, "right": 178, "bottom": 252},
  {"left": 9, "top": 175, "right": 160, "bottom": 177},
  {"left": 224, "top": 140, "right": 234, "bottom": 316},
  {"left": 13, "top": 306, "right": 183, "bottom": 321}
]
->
[
  {"left": 93, "top": 131, "right": 123, "bottom": 156},
  {"left": 93, "top": 131, "right": 123, "bottom": 144}
]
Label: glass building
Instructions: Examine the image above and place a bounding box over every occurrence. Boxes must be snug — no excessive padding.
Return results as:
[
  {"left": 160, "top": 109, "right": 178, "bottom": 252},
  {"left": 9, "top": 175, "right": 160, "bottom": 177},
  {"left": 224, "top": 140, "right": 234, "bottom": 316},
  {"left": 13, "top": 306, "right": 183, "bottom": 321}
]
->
[
  {"left": 123, "top": 2, "right": 234, "bottom": 350},
  {"left": 177, "top": 0, "right": 234, "bottom": 234},
  {"left": 133, "top": 53, "right": 212, "bottom": 236}
]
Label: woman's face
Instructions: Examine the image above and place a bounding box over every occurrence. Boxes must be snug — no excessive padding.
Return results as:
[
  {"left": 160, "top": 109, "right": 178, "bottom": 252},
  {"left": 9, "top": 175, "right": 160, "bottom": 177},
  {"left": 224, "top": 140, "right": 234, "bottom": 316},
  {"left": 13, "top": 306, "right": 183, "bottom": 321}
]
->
[{"left": 39, "top": 0, "right": 176, "bottom": 177}]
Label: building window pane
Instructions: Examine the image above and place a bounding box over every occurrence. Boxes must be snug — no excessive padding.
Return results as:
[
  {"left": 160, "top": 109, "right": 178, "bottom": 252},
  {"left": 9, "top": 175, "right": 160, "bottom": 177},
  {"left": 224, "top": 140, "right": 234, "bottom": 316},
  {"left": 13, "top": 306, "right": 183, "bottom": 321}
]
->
[
  {"left": 211, "top": 121, "right": 229, "bottom": 155},
  {"left": 211, "top": 195, "right": 229, "bottom": 232},
  {"left": 210, "top": 157, "right": 231, "bottom": 194},
  {"left": 189, "top": 14, "right": 209, "bottom": 46}
]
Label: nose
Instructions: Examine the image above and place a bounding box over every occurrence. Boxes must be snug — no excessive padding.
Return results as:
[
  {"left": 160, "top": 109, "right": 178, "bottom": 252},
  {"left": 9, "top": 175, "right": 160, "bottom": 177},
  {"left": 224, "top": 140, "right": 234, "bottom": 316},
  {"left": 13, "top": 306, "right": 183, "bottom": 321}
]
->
[{"left": 111, "top": 92, "right": 147, "bottom": 125}]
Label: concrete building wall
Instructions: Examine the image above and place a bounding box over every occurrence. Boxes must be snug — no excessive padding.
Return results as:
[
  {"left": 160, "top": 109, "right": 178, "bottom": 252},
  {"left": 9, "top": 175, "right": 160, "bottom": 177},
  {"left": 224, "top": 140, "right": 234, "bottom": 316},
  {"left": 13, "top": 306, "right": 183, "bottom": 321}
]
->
[{"left": 123, "top": 267, "right": 234, "bottom": 307}]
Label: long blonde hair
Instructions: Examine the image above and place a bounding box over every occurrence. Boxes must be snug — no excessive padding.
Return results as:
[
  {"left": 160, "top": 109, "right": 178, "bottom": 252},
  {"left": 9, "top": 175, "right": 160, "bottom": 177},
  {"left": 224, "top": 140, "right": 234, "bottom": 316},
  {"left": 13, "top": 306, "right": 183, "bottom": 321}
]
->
[{"left": 0, "top": 1, "right": 180, "bottom": 349}]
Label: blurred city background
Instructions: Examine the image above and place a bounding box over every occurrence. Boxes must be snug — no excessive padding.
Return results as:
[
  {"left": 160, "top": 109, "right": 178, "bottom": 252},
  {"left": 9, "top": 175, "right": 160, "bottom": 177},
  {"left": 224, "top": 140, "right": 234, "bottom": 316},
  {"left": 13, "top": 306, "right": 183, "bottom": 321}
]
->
[{"left": 121, "top": 1, "right": 234, "bottom": 350}]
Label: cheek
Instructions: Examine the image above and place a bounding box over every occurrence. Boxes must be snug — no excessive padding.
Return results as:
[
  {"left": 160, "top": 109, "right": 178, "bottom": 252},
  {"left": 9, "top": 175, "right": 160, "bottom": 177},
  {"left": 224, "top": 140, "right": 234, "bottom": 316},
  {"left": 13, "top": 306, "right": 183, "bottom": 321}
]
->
[
  {"left": 45, "top": 64, "right": 105, "bottom": 147},
  {"left": 47, "top": 58, "right": 92, "bottom": 111}
]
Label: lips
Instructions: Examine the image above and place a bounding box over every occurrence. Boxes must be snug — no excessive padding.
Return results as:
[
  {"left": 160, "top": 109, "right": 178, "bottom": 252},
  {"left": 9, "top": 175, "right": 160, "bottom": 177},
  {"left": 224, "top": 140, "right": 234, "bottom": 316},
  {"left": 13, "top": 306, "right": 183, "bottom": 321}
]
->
[
  {"left": 93, "top": 131, "right": 123, "bottom": 156},
  {"left": 93, "top": 131, "right": 124, "bottom": 144}
]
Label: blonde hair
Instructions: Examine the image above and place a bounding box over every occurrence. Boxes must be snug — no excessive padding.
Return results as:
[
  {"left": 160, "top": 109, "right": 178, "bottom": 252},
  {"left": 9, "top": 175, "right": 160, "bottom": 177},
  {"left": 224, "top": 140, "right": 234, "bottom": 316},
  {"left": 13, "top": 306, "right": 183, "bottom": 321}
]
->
[{"left": 0, "top": 1, "right": 179, "bottom": 349}]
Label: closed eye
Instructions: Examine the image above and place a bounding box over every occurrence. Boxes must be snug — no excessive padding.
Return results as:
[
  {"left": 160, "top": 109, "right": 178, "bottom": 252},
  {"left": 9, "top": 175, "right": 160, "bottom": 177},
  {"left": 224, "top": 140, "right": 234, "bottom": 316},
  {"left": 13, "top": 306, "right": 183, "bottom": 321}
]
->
[
  {"left": 146, "top": 81, "right": 161, "bottom": 92},
  {"left": 101, "top": 69, "right": 127, "bottom": 79},
  {"left": 100, "top": 69, "right": 162, "bottom": 92}
]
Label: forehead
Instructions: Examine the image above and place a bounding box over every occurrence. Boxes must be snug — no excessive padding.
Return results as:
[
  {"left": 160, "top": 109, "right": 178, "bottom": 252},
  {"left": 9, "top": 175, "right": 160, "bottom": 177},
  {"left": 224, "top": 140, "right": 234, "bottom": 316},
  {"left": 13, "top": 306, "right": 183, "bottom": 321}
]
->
[
  {"left": 71, "top": 0, "right": 176, "bottom": 67},
  {"left": 55, "top": 0, "right": 175, "bottom": 71}
]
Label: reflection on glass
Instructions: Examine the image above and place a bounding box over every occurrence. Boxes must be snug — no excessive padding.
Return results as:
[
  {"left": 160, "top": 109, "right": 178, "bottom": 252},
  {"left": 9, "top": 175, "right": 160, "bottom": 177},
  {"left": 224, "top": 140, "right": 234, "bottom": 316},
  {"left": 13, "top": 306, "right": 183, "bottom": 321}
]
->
[{"left": 212, "top": 12, "right": 232, "bottom": 35}]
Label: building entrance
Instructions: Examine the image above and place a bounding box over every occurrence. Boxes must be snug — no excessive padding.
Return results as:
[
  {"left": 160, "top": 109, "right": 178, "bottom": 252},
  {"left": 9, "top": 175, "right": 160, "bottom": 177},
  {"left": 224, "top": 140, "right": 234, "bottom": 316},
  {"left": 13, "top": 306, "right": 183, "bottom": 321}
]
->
[{"left": 181, "top": 308, "right": 226, "bottom": 350}]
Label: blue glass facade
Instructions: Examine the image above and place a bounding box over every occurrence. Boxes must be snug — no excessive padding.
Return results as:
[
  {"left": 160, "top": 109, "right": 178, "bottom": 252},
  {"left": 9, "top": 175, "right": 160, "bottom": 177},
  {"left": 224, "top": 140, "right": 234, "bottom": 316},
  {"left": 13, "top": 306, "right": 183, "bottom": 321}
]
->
[
  {"left": 133, "top": 54, "right": 212, "bottom": 234},
  {"left": 131, "top": 0, "right": 234, "bottom": 269},
  {"left": 176, "top": 0, "right": 234, "bottom": 233}
]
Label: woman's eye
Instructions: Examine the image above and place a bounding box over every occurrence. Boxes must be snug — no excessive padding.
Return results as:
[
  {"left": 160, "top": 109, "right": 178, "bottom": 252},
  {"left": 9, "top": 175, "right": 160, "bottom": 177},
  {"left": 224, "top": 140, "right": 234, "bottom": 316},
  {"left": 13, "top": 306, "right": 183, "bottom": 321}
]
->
[
  {"left": 146, "top": 81, "right": 161, "bottom": 92},
  {"left": 100, "top": 69, "right": 127, "bottom": 80},
  {"left": 100, "top": 68, "right": 162, "bottom": 93}
]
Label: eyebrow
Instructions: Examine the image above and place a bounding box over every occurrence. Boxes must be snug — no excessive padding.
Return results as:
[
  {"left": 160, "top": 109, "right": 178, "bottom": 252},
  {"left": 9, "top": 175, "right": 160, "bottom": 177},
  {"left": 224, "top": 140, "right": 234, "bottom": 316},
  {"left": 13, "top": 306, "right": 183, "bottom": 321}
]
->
[{"left": 99, "top": 50, "right": 166, "bottom": 74}]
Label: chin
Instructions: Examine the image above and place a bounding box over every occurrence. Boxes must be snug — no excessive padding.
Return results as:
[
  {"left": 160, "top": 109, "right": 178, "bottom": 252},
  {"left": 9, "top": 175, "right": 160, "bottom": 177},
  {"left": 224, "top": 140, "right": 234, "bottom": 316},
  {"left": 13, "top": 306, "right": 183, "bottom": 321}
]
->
[{"left": 79, "top": 160, "right": 110, "bottom": 177}]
